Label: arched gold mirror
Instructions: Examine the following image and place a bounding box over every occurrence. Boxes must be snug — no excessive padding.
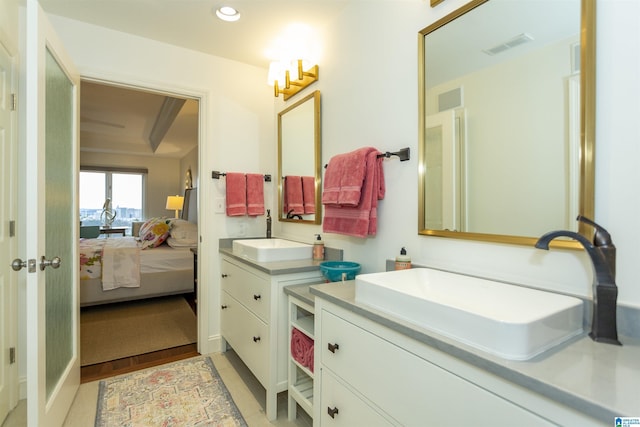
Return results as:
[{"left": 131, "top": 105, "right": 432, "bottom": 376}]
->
[
  {"left": 278, "top": 90, "right": 322, "bottom": 224},
  {"left": 418, "top": 0, "right": 595, "bottom": 248}
]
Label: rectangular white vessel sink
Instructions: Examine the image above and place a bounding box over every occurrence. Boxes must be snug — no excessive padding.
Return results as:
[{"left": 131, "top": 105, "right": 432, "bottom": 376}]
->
[
  {"left": 232, "top": 238, "right": 312, "bottom": 263},
  {"left": 355, "top": 268, "right": 583, "bottom": 360}
]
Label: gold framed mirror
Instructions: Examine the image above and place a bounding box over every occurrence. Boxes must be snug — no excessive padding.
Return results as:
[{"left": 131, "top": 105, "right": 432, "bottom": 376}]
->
[
  {"left": 418, "top": 0, "right": 595, "bottom": 248},
  {"left": 278, "top": 90, "right": 322, "bottom": 224}
]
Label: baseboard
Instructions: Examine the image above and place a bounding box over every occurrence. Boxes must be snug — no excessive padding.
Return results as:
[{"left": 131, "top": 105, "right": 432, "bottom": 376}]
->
[
  {"left": 19, "top": 375, "right": 26, "bottom": 400},
  {"left": 200, "top": 334, "right": 222, "bottom": 355}
]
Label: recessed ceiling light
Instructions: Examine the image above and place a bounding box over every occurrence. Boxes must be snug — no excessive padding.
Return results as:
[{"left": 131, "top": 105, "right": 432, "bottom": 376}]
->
[{"left": 215, "top": 6, "right": 240, "bottom": 22}]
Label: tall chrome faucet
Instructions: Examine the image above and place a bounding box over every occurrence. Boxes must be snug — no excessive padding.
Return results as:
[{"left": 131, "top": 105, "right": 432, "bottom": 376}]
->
[
  {"left": 535, "top": 216, "right": 621, "bottom": 345},
  {"left": 266, "top": 209, "right": 272, "bottom": 238}
]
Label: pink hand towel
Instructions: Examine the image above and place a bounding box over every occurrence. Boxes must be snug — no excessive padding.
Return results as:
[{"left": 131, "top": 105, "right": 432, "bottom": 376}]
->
[
  {"left": 284, "top": 176, "right": 304, "bottom": 215},
  {"left": 322, "top": 147, "right": 378, "bottom": 207},
  {"left": 302, "top": 176, "right": 316, "bottom": 214},
  {"left": 323, "top": 150, "right": 384, "bottom": 237},
  {"left": 246, "top": 173, "right": 265, "bottom": 216},
  {"left": 226, "top": 173, "right": 247, "bottom": 216}
]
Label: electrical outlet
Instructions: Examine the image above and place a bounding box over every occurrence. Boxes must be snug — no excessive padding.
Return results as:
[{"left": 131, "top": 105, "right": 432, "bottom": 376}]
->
[{"left": 215, "top": 197, "right": 225, "bottom": 214}]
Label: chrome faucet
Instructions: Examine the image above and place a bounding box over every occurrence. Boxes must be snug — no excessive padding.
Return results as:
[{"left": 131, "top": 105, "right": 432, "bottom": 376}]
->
[
  {"left": 535, "top": 216, "right": 621, "bottom": 345},
  {"left": 266, "top": 209, "right": 272, "bottom": 238}
]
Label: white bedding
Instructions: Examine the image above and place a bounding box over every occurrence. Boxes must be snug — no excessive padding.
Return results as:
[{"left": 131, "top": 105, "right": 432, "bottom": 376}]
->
[{"left": 140, "top": 245, "right": 193, "bottom": 274}]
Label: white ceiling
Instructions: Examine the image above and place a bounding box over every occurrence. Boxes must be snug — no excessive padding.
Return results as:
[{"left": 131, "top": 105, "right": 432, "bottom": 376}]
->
[{"left": 39, "top": 0, "right": 358, "bottom": 159}]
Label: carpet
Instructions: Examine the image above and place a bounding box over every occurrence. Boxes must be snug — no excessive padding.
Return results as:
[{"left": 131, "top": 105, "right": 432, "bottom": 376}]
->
[
  {"left": 81, "top": 296, "right": 197, "bottom": 366},
  {"left": 95, "top": 356, "right": 247, "bottom": 427}
]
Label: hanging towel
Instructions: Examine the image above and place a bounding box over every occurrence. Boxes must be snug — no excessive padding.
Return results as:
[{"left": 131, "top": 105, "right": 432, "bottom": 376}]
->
[
  {"left": 284, "top": 176, "right": 304, "bottom": 215},
  {"left": 225, "top": 173, "right": 247, "bottom": 216},
  {"left": 322, "top": 147, "right": 378, "bottom": 206},
  {"left": 246, "top": 173, "right": 265, "bottom": 216},
  {"left": 302, "top": 176, "right": 316, "bottom": 214},
  {"left": 323, "top": 150, "right": 385, "bottom": 237}
]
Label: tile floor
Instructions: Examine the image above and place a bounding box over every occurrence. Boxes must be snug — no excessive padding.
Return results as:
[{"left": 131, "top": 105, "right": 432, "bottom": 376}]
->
[{"left": 2, "top": 350, "right": 312, "bottom": 427}]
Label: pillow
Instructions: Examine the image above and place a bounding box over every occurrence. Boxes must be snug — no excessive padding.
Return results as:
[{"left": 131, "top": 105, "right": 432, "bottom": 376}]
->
[
  {"left": 169, "top": 219, "right": 198, "bottom": 244},
  {"left": 138, "top": 217, "right": 171, "bottom": 249},
  {"left": 166, "top": 237, "right": 197, "bottom": 249}
]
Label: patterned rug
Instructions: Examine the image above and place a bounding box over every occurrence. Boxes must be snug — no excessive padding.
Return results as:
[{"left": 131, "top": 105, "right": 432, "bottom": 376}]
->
[{"left": 95, "top": 356, "right": 247, "bottom": 427}]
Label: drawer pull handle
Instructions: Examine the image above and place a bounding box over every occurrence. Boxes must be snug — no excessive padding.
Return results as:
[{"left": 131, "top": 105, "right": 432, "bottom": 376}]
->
[
  {"left": 221, "top": 305, "right": 228, "bottom": 309},
  {"left": 253, "top": 336, "right": 261, "bottom": 342},
  {"left": 327, "top": 406, "right": 339, "bottom": 418},
  {"left": 253, "top": 294, "right": 261, "bottom": 300},
  {"left": 327, "top": 342, "right": 339, "bottom": 353},
  {"left": 221, "top": 274, "right": 228, "bottom": 278}
]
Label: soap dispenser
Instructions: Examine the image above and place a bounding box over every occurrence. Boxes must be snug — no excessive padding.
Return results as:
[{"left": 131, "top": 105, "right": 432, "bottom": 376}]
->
[
  {"left": 313, "top": 234, "right": 325, "bottom": 261},
  {"left": 395, "top": 247, "right": 411, "bottom": 270}
]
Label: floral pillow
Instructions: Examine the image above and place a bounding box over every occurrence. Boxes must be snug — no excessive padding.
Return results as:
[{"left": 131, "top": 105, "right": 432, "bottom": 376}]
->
[{"left": 138, "top": 217, "right": 171, "bottom": 249}]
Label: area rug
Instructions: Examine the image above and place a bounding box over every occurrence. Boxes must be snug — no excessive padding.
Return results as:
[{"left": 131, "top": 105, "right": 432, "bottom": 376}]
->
[
  {"left": 95, "top": 356, "right": 247, "bottom": 427},
  {"left": 81, "top": 296, "right": 197, "bottom": 366}
]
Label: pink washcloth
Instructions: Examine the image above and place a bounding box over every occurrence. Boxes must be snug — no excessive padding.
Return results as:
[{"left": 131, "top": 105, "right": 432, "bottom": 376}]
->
[
  {"left": 284, "top": 176, "right": 304, "bottom": 215},
  {"left": 323, "top": 150, "right": 385, "bottom": 237},
  {"left": 302, "top": 176, "right": 316, "bottom": 214},
  {"left": 246, "top": 173, "right": 265, "bottom": 216},
  {"left": 322, "top": 147, "right": 378, "bottom": 206},
  {"left": 225, "top": 173, "right": 247, "bottom": 216}
]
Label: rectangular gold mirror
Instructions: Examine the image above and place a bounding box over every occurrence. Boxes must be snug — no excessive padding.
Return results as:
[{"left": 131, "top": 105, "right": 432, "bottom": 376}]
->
[
  {"left": 278, "top": 90, "right": 322, "bottom": 224},
  {"left": 418, "top": 0, "right": 595, "bottom": 248}
]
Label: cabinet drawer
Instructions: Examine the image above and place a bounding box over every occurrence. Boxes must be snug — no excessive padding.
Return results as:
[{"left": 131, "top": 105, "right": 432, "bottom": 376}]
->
[
  {"left": 320, "top": 309, "right": 552, "bottom": 426},
  {"left": 221, "top": 291, "right": 269, "bottom": 386},
  {"left": 319, "top": 369, "right": 394, "bottom": 427},
  {"left": 221, "top": 259, "right": 270, "bottom": 322}
]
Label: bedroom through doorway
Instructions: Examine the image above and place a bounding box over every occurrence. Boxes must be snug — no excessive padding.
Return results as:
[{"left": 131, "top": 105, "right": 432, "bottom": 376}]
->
[{"left": 78, "top": 80, "right": 200, "bottom": 383}]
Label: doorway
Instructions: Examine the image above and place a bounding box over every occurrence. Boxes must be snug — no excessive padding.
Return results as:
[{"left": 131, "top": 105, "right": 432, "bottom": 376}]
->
[{"left": 78, "top": 80, "right": 200, "bottom": 382}]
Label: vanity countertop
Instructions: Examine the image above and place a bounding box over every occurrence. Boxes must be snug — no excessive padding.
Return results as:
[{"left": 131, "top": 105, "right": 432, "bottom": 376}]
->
[
  {"left": 219, "top": 238, "right": 342, "bottom": 276},
  {"left": 310, "top": 281, "right": 640, "bottom": 424}
]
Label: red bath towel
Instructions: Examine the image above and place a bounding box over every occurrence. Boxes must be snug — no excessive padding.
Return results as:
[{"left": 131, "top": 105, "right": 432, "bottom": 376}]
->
[
  {"left": 246, "top": 173, "right": 265, "bottom": 216},
  {"left": 302, "top": 176, "right": 316, "bottom": 214},
  {"left": 226, "top": 173, "right": 247, "bottom": 216},
  {"left": 291, "top": 328, "right": 314, "bottom": 371},
  {"left": 284, "top": 176, "right": 304, "bottom": 215},
  {"left": 322, "top": 147, "right": 378, "bottom": 206},
  {"left": 323, "top": 150, "right": 385, "bottom": 237}
]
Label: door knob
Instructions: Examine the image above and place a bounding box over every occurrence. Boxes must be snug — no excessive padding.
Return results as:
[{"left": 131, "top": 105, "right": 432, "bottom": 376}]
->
[
  {"left": 11, "top": 258, "right": 27, "bottom": 272},
  {"left": 40, "top": 256, "right": 61, "bottom": 271}
]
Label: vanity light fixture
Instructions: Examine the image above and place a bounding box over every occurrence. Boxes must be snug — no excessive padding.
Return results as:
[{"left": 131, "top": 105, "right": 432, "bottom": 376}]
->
[
  {"left": 215, "top": 6, "right": 240, "bottom": 22},
  {"left": 269, "top": 59, "right": 319, "bottom": 100}
]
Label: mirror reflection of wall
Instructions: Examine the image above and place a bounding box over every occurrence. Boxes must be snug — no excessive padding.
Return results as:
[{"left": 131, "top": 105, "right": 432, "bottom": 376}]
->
[
  {"left": 419, "top": 0, "right": 594, "bottom": 245},
  {"left": 278, "top": 91, "right": 322, "bottom": 224}
]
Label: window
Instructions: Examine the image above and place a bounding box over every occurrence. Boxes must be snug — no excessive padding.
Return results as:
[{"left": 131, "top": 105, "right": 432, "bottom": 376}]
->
[{"left": 79, "top": 168, "right": 146, "bottom": 234}]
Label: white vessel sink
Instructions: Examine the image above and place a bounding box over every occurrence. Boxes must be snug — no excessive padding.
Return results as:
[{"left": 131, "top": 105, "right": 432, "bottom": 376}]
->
[
  {"left": 232, "top": 238, "right": 312, "bottom": 263},
  {"left": 355, "top": 268, "right": 583, "bottom": 360}
]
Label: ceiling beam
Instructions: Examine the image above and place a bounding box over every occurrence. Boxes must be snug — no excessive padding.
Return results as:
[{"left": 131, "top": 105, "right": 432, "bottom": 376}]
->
[{"left": 149, "top": 97, "right": 186, "bottom": 152}]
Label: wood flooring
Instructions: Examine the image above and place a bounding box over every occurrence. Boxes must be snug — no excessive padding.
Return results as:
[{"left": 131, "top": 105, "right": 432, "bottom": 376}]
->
[{"left": 81, "top": 293, "right": 199, "bottom": 384}]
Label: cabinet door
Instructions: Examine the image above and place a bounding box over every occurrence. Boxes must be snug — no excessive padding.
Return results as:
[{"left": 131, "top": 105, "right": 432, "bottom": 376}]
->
[
  {"left": 320, "top": 309, "right": 553, "bottom": 426},
  {"left": 319, "top": 369, "right": 395, "bottom": 427},
  {"left": 221, "top": 291, "right": 270, "bottom": 386},
  {"left": 221, "top": 259, "right": 270, "bottom": 322}
]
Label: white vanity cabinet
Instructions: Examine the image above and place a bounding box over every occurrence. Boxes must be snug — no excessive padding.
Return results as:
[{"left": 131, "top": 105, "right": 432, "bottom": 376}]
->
[
  {"left": 219, "top": 255, "right": 323, "bottom": 421},
  {"left": 313, "top": 298, "right": 604, "bottom": 427}
]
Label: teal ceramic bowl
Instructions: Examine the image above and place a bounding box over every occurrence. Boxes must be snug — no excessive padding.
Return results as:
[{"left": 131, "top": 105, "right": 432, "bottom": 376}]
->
[{"left": 320, "top": 261, "right": 361, "bottom": 282}]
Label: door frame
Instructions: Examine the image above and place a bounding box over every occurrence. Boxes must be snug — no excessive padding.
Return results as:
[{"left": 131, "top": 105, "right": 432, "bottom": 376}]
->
[
  {"left": 78, "top": 73, "right": 207, "bottom": 352},
  {"left": 0, "top": 27, "right": 19, "bottom": 424}
]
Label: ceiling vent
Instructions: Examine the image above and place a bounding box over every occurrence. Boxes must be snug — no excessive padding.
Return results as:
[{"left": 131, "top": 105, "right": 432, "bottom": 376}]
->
[{"left": 483, "top": 33, "right": 534, "bottom": 56}]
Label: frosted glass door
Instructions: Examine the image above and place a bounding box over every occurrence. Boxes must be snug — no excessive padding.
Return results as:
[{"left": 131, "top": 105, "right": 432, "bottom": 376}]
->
[{"left": 44, "top": 49, "right": 75, "bottom": 399}]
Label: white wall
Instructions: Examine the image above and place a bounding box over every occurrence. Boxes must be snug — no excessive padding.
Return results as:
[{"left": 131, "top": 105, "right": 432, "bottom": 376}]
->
[
  {"left": 47, "top": 15, "right": 276, "bottom": 358},
  {"left": 277, "top": 0, "right": 640, "bottom": 314}
]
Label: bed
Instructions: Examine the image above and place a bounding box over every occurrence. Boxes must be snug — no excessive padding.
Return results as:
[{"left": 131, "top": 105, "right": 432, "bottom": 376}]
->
[{"left": 79, "top": 188, "right": 198, "bottom": 307}]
